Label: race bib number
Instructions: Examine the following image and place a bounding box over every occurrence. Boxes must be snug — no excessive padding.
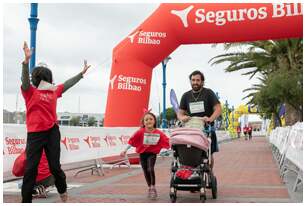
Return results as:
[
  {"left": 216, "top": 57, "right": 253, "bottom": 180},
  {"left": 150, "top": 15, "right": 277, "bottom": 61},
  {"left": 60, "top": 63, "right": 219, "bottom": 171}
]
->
[
  {"left": 143, "top": 133, "right": 160, "bottom": 145},
  {"left": 189, "top": 101, "right": 205, "bottom": 114}
]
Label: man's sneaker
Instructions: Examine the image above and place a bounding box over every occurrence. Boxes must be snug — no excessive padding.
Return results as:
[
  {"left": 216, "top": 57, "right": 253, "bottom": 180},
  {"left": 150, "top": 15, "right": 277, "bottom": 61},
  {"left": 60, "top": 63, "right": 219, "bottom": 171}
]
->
[{"left": 60, "top": 192, "right": 68, "bottom": 202}]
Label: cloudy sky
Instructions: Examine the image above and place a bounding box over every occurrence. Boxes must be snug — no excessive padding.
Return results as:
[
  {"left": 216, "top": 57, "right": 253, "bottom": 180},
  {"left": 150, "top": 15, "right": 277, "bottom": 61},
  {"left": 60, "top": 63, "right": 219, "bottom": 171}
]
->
[{"left": 3, "top": 3, "right": 260, "bottom": 115}]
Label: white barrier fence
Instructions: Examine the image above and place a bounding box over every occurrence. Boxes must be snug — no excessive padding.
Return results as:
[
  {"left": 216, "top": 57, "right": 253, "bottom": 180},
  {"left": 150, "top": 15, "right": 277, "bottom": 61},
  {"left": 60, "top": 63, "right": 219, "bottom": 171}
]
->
[
  {"left": 268, "top": 122, "right": 303, "bottom": 192},
  {"left": 3, "top": 124, "right": 139, "bottom": 174},
  {"left": 3, "top": 124, "right": 232, "bottom": 175}
]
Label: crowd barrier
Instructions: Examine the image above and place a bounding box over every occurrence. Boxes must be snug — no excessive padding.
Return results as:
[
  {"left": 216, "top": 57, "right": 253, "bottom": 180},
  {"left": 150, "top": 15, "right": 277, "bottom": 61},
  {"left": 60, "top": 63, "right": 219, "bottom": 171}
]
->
[
  {"left": 3, "top": 124, "right": 232, "bottom": 179},
  {"left": 268, "top": 122, "right": 303, "bottom": 192},
  {"left": 3, "top": 124, "right": 139, "bottom": 175}
]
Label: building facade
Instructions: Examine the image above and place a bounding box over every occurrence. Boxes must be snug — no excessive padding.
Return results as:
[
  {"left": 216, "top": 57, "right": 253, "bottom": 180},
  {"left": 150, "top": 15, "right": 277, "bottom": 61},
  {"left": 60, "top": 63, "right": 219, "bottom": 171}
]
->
[{"left": 57, "top": 112, "right": 104, "bottom": 127}]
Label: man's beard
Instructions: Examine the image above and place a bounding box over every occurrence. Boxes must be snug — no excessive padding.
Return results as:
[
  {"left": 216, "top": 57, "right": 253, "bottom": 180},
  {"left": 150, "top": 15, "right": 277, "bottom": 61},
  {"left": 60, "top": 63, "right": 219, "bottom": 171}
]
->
[{"left": 192, "top": 84, "right": 202, "bottom": 92}]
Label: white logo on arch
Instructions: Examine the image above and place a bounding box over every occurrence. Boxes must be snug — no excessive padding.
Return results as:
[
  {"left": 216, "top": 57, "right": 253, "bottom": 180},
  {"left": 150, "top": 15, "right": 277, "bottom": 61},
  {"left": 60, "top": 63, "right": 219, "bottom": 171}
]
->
[
  {"left": 109, "top": 75, "right": 117, "bottom": 90},
  {"left": 128, "top": 31, "right": 139, "bottom": 43},
  {"left": 171, "top": 5, "right": 194, "bottom": 28}
]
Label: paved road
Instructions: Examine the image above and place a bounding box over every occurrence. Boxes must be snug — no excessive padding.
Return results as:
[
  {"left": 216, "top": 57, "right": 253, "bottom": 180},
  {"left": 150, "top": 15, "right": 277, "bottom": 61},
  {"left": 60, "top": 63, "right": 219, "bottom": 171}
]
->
[{"left": 3, "top": 136, "right": 302, "bottom": 203}]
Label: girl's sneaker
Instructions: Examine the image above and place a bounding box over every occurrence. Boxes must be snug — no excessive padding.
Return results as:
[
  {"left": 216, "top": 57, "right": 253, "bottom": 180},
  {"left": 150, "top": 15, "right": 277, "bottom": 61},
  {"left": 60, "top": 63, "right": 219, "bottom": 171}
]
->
[
  {"left": 150, "top": 188, "right": 157, "bottom": 200},
  {"left": 147, "top": 188, "right": 151, "bottom": 198}
]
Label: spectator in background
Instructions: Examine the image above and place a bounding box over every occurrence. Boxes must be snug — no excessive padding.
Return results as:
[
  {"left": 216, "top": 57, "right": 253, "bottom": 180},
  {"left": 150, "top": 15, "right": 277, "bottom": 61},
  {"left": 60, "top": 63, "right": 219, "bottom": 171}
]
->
[
  {"left": 248, "top": 124, "right": 253, "bottom": 140},
  {"left": 13, "top": 150, "right": 54, "bottom": 198},
  {"left": 236, "top": 125, "right": 241, "bottom": 139},
  {"left": 243, "top": 125, "right": 248, "bottom": 140}
]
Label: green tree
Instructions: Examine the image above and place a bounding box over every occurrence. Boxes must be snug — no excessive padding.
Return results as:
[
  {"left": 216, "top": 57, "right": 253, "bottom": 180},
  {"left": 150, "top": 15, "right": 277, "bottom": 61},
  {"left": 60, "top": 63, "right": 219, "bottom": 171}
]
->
[
  {"left": 160, "top": 107, "right": 177, "bottom": 127},
  {"left": 88, "top": 116, "right": 97, "bottom": 127},
  {"left": 166, "top": 107, "right": 177, "bottom": 121},
  {"left": 70, "top": 116, "right": 80, "bottom": 126},
  {"left": 251, "top": 80, "right": 283, "bottom": 126}
]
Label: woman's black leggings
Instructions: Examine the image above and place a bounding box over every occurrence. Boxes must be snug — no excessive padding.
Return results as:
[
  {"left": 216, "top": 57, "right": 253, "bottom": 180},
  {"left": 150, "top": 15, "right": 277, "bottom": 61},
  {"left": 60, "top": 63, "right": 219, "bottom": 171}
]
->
[
  {"left": 22, "top": 124, "right": 67, "bottom": 203},
  {"left": 140, "top": 152, "right": 157, "bottom": 186}
]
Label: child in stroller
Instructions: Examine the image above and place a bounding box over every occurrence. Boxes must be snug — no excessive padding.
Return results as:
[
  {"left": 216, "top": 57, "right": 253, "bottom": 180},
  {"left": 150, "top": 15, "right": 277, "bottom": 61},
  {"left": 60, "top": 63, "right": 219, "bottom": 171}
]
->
[{"left": 169, "top": 118, "right": 217, "bottom": 203}]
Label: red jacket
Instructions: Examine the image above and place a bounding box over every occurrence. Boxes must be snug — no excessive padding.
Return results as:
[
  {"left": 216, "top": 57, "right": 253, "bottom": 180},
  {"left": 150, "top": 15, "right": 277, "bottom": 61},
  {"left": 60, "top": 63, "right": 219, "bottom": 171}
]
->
[
  {"left": 12, "top": 150, "right": 51, "bottom": 182},
  {"left": 128, "top": 127, "right": 170, "bottom": 154},
  {"left": 243, "top": 126, "right": 248, "bottom": 133},
  {"left": 248, "top": 126, "right": 253, "bottom": 133},
  {"left": 21, "top": 84, "right": 64, "bottom": 132}
]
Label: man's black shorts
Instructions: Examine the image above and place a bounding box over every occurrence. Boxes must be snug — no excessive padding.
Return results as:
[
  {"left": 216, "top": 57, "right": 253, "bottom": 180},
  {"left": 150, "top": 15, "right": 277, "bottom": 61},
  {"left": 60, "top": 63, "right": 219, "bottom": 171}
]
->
[{"left": 210, "top": 131, "right": 219, "bottom": 154}]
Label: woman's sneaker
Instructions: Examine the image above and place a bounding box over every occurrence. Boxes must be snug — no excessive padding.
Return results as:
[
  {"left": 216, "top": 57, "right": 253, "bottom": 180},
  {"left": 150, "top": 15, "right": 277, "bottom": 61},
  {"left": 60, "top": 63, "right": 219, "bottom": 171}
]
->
[{"left": 60, "top": 192, "right": 68, "bottom": 202}]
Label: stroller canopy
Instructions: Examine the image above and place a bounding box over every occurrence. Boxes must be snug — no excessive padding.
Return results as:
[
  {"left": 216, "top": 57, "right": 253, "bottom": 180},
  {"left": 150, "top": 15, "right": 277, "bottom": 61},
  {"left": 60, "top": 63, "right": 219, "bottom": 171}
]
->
[{"left": 170, "top": 128, "right": 210, "bottom": 151}]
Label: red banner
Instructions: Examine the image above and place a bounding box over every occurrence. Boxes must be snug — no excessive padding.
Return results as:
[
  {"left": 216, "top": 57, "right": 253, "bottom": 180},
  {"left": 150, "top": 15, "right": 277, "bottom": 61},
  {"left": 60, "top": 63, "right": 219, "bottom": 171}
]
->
[{"left": 104, "top": 3, "right": 303, "bottom": 126}]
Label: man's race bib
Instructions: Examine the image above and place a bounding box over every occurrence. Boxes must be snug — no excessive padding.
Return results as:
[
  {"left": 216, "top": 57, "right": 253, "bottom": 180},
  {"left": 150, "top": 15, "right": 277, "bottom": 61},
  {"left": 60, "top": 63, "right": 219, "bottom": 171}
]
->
[
  {"left": 143, "top": 133, "right": 160, "bottom": 145},
  {"left": 189, "top": 101, "right": 205, "bottom": 114}
]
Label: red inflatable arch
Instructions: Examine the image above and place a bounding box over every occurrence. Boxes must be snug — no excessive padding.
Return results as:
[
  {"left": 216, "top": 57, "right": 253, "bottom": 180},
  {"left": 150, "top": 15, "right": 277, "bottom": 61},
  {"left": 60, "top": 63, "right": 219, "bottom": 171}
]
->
[{"left": 104, "top": 3, "right": 302, "bottom": 127}]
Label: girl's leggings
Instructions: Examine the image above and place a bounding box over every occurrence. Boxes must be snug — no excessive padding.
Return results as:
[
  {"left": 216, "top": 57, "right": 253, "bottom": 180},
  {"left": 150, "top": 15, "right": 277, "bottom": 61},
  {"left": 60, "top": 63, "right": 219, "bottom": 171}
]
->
[{"left": 140, "top": 152, "right": 157, "bottom": 186}]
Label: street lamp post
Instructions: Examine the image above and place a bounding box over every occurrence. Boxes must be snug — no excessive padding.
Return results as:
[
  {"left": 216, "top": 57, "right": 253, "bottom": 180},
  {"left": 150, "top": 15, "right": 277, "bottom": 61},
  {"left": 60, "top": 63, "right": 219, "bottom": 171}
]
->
[
  {"left": 158, "top": 102, "right": 161, "bottom": 127},
  {"left": 28, "top": 3, "right": 39, "bottom": 73},
  {"left": 162, "top": 56, "right": 171, "bottom": 128},
  {"left": 215, "top": 92, "right": 219, "bottom": 100},
  {"left": 225, "top": 100, "right": 229, "bottom": 129},
  {"left": 231, "top": 105, "right": 235, "bottom": 128}
]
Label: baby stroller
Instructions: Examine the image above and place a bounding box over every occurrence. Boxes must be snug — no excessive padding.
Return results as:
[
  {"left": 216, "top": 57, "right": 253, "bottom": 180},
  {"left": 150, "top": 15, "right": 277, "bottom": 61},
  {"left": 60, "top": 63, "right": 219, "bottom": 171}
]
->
[{"left": 169, "top": 119, "right": 217, "bottom": 203}]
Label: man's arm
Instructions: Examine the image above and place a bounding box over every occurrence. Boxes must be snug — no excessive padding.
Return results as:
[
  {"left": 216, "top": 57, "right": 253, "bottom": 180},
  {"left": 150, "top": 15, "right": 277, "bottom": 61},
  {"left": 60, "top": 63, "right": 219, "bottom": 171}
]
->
[
  {"left": 203, "top": 103, "right": 222, "bottom": 123},
  {"left": 177, "top": 109, "right": 190, "bottom": 122},
  {"left": 210, "top": 103, "right": 222, "bottom": 121},
  {"left": 178, "top": 92, "right": 191, "bottom": 122}
]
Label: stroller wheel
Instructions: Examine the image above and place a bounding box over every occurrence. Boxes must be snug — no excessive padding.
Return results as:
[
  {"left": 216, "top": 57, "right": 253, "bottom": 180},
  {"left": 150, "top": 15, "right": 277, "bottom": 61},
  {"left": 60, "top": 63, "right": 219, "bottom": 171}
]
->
[
  {"left": 200, "top": 187, "right": 206, "bottom": 202},
  {"left": 170, "top": 187, "right": 177, "bottom": 203},
  {"left": 211, "top": 175, "right": 218, "bottom": 199},
  {"left": 170, "top": 193, "right": 177, "bottom": 203},
  {"left": 200, "top": 194, "right": 206, "bottom": 203}
]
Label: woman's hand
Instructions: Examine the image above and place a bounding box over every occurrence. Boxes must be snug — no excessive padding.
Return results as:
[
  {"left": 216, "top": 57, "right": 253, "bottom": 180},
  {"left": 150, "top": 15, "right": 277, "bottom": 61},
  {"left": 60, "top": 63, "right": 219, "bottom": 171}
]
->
[
  {"left": 23, "top": 41, "right": 32, "bottom": 64},
  {"left": 81, "top": 60, "right": 91, "bottom": 75}
]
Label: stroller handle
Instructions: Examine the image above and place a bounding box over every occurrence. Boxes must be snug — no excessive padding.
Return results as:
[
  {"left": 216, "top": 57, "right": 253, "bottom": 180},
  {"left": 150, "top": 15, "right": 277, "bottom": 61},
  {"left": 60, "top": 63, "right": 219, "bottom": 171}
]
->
[{"left": 203, "top": 123, "right": 215, "bottom": 137}]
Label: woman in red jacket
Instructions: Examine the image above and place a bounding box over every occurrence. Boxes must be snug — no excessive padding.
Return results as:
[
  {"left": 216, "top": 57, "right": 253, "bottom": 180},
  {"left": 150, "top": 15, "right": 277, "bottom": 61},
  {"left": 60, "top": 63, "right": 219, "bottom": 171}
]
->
[
  {"left": 120, "top": 112, "right": 170, "bottom": 200},
  {"left": 20, "top": 42, "right": 91, "bottom": 203}
]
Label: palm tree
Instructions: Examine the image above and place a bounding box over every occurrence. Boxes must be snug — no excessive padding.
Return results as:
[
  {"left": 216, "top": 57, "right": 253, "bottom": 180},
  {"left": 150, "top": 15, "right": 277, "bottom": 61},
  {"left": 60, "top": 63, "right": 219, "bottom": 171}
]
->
[
  {"left": 209, "top": 39, "right": 302, "bottom": 125},
  {"left": 210, "top": 39, "right": 302, "bottom": 77}
]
